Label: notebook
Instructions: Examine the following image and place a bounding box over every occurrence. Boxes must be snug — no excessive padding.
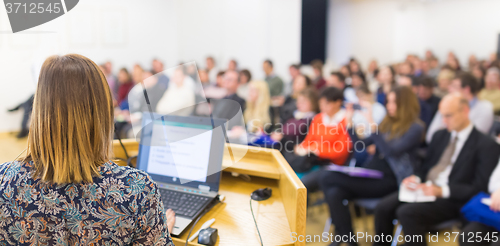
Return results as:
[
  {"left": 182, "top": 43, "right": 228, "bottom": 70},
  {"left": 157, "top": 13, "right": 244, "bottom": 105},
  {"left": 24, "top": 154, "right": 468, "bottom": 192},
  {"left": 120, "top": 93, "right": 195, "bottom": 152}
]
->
[
  {"left": 325, "top": 165, "right": 384, "bottom": 179},
  {"left": 398, "top": 185, "right": 436, "bottom": 203}
]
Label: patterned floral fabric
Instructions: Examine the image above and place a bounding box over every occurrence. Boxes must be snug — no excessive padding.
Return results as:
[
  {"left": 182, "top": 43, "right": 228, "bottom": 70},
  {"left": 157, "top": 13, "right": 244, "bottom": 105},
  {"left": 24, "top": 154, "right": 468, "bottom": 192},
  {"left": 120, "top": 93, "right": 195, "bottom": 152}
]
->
[{"left": 0, "top": 161, "right": 173, "bottom": 246}]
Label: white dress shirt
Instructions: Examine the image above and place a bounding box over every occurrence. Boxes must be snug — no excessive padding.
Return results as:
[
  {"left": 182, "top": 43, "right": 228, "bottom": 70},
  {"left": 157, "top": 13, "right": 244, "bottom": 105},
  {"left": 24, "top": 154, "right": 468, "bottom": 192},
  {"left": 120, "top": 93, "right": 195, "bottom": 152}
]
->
[
  {"left": 435, "top": 123, "right": 474, "bottom": 198},
  {"left": 322, "top": 109, "right": 346, "bottom": 126},
  {"left": 489, "top": 159, "right": 500, "bottom": 194}
]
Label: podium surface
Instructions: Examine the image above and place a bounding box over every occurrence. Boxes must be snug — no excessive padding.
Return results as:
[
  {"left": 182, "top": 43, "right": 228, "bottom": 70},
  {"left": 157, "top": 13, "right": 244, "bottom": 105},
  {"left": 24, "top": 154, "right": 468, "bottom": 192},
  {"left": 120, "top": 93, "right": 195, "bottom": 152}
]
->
[{"left": 113, "top": 140, "right": 307, "bottom": 246}]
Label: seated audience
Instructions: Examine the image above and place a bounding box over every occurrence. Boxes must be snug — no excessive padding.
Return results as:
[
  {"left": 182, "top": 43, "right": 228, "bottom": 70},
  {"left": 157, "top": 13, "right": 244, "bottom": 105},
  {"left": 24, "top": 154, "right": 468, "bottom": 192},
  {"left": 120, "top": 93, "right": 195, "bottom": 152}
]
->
[
  {"left": 376, "top": 66, "right": 396, "bottom": 105},
  {"left": 327, "top": 72, "right": 357, "bottom": 103},
  {"left": 320, "top": 86, "right": 425, "bottom": 246},
  {"left": 434, "top": 69, "right": 455, "bottom": 98},
  {"left": 478, "top": 67, "right": 500, "bottom": 115},
  {"left": 427, "top": 57, "right": 440, "bottom": 79},
  {"left": 271, "top": 88, "right": 318, "bottom": 153},
  {"left": 263, "top": 59, "right": 284, "bottom": 97},
  {"left": 103, "top": 61, "right": 118, "bottom": 99},
  {"left": 279, "top": 74, "right": 312, "bottom": 125},
  {"left": 222, "top": 70, "right": 246, "bottom": 111},
  {"left": 351, "top": 84, "right": 386, "bottom": 138},
  {"left": 288, "top": 87, "right": 351, "bottom": 171},
  {"left": 126, "top": 70, "right": 168, "bottom": 137},
  {"left": 340, "top": 65, "right": 352, "bottom": 86},
  {"left": 237, "top": 69, "right": 251, "bottom": 100},
  {"left": 311, "top": 60, "right": 327, "bottom": 90},
  {"left": 203, "top": 71, "right": 227, "bottom": 99},
  {"left": 198, "top": 68, "right": 210, "bottom": 85},
  {"left": 211, "top": 71, "right": 246, "bottom": 127},
  {"left": 287, "top": 64, "right": 301, "bottom": 95},
  {"left": 416, "top": 77, "right": 442, "bottom": 119},
  {"left": 156, "top": 66, "right": 195, "bottom": 116},
  {"left": 152, "top": 58, "right": 169, "bottom": 89},
  {"left": 374, "top": 93, "right": 500, "bottom": 246},
  {"left": 471, "top": 64, "right": 486, "bottom": 89},
  {"left": 117, "top": 68, "right": 135, "bottom": 108},
  {"left": 398, "top": 61, "right": 414, "bottom": 76},
  {"left": 426, "top": 72, "right": 494, "bottom": 143},
  {"left": 397, "top": 75, "right": 433, "bottom": 128},
  {"left": 289, "top": 87, "right": 352, "bottom": 194},
  {"left": 350, "top": 71, "right": 367, "bottom": 91},
  {"left": 349, "top": 59, "right": 362, "bottom": 74},
  {"left": 228, "top": 59, "right": 238, "bottom": 71},
  {"left": 243, "top": 80, "right": 271, "bottom": 133},
  {"left": 350, "top": 85, "right": 387, "bottom": 166},
  {"left": 206, "top": 56, "right": 218, "bottom": 84},
  {"left": 366, "top": 60, "right": 380, "bottom": 92}
]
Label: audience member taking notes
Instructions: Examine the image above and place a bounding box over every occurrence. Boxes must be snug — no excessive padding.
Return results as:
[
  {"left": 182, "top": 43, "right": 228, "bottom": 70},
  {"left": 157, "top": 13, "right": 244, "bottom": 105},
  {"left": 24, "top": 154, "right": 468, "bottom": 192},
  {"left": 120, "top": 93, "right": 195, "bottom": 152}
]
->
[{"left": 374, "top": 92, "right": 500, "bottom": 246}]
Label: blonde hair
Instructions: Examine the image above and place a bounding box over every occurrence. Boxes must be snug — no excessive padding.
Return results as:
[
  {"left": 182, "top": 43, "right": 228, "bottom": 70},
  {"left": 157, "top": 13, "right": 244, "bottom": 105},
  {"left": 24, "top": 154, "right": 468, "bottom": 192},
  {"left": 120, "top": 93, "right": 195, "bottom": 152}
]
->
[
  {"left": 23, "top": 54, "right": 114, "bottom": 184},
  {"left": 437, "top": 69, "right": 455, "bottom": 81},
  {"left": 244, "top": 80, "right": 271, "bottom": 132}
]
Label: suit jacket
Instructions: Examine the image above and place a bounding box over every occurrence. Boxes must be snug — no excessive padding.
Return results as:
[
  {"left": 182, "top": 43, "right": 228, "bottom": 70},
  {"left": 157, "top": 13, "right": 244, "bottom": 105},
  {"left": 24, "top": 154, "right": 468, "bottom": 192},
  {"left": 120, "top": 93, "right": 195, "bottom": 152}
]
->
[{"left": 416, "top": 127, "right": 500, "bottom": 203}]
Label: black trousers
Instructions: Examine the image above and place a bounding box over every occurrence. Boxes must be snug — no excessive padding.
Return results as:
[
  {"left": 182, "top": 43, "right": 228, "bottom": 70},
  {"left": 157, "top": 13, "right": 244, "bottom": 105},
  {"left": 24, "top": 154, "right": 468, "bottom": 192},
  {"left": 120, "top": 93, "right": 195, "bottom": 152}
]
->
[
  {"left": 460, "top": 222, "right": 499, "bottom": 246},
  {"left": 374, "top": 191, "right": 462, "bottom": 246},
  {"left": 319, "top": 170, "right": 398, "bottom": 241}
]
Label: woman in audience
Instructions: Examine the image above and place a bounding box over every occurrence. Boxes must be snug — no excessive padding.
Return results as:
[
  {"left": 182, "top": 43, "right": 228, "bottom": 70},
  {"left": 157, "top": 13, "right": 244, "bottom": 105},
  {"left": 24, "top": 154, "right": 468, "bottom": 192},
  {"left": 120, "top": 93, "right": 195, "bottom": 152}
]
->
[
  {"left": 156, "top": 66, "right": 196, "bottom": 116},
  {"left": 340, "top": 65, "right": 352, "bottom": 86},
  {"left": 434, "top": 69, "right": 455, "bottom": 97},
  {"left": 244, "top": 80, "right": 271, "bottom": 133},
  {"left": 280, "top": 74, "right": 313, "bottom": 124},
  {"left": 271, "top": 88, "right": 319, "bottom": 153},
  {"left": 478, "top": 67, "right": 500, "bottom": 115},
  {"left": 471, "top": 64, "right": 486, "bottom": 89},
  {"left": 237, "top": 69, "right": 252, "bottom": 100},
  {"left": 350, "top": 84, "right": 387, "bottom": 166},
  {"left": 117, "top": 68, "right": 135, "bottom": 108},
  {"left": 312, "top": 62, "right": 327, "bottom": 90},
  {"left": 0, "top": 54, "right": 174, "bottom": 244},
  {"left": 351, "top": 71, "right": 367, "bottom": 91},
  {"left": 376, "top": 66, "right": 396, "bottom": 105},
  {"left": 320, "top": 86, "right": 425, "bottom": 246}
]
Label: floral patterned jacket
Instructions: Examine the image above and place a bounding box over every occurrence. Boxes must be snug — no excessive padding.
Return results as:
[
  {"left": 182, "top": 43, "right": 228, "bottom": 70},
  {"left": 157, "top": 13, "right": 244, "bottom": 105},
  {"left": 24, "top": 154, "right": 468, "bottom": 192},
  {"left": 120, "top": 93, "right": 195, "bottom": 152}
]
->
[{"left": 0, "top": 161, "right": 173, "bottom": 246}]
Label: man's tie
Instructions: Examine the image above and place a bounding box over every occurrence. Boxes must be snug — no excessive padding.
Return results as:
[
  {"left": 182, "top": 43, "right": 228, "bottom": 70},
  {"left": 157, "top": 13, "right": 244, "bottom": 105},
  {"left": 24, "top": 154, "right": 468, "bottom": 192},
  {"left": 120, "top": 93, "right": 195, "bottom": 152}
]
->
[{"left": 426, "top": 136, "right": 458, "bottom": 183}]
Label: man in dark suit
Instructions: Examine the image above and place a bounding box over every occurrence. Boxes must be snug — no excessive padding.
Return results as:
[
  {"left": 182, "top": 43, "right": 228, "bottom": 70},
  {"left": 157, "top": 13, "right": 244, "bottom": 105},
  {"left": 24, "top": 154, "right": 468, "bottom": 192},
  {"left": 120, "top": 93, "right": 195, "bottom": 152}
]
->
[
  {"left": 211, "top": 70, "right": 246, "bottom": 129},
  {"left": 373, "top": 93, "right": 500, "bottom": 246}
]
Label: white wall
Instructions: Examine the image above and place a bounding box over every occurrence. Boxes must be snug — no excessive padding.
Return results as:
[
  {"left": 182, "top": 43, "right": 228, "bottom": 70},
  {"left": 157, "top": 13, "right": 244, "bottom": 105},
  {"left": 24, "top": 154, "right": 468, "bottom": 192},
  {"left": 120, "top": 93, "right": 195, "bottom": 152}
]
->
[
  {"left": 327, "top": 0, "right": 500, "bottom": 69},
  {"left": 0, "top": 0, "right": 301, "bottom": 132}
]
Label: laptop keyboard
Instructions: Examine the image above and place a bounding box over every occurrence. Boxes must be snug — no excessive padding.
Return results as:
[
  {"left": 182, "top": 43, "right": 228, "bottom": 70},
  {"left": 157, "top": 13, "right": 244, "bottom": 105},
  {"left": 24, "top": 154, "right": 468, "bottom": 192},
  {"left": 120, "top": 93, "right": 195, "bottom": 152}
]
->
[{"left": 159, "top": 189, "right": 211, "bottom": 218}]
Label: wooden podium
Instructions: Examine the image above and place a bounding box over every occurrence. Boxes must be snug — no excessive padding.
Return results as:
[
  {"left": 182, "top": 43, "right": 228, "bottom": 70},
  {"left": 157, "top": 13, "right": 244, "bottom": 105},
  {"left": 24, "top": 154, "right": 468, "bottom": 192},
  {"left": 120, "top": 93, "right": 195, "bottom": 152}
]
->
[{"left": 113, "top": 139, "right": 307, "bottom": 246}]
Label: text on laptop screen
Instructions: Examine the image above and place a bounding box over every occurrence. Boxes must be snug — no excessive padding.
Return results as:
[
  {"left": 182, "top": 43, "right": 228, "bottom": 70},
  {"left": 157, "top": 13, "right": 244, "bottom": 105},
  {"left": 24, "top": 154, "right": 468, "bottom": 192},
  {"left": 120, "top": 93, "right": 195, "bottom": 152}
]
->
[{"left": 147, "top": 120, "right": 213, "bottom": 182}]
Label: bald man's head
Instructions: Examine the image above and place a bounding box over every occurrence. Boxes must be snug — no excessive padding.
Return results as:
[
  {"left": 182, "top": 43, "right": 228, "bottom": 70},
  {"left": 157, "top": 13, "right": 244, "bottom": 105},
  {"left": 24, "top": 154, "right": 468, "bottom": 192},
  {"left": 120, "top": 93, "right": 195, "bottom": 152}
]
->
[{"left": 439, "top": 92, "right": 470, "bottom": 132}]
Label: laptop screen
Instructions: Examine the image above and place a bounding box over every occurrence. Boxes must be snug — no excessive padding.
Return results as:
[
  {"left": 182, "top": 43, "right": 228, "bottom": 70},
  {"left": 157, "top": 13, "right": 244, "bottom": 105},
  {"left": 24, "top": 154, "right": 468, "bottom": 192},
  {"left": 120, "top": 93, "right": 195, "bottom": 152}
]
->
[{"left": 137, "top": 114, "right": 226, "bottom": 193}]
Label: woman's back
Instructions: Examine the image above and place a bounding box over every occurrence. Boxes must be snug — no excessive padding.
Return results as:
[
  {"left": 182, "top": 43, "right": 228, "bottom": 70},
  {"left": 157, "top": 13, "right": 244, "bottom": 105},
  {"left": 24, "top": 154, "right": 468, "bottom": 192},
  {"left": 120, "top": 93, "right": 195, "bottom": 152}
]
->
[{"left": 0, "top": 161, "right": 172, "bottom": 246}]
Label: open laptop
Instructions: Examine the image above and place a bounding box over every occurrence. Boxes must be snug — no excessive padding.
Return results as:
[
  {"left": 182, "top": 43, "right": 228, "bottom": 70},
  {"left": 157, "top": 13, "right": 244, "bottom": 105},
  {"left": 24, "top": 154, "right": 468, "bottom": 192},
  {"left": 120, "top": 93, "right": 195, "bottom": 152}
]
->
[{"left": 136, "top": 113, "right": 227, "bottom": 236}]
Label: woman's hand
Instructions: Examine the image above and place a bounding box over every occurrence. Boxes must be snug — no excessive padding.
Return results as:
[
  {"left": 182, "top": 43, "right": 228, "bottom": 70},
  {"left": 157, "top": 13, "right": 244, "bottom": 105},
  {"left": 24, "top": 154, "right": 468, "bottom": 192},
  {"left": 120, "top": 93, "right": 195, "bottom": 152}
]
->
[
  {"left": 490, "top": 188, "right": 500, "bottom": 212},
  {"left": 165, "top": 209, "right": 176, "bottom": 234}
]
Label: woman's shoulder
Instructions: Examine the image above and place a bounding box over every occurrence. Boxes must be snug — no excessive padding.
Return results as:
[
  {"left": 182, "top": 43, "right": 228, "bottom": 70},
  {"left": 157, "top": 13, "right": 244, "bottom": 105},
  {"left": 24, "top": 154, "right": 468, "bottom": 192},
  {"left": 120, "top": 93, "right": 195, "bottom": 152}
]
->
[
  {"left": 100, "top": 161, "right": 155, "bottom": 185},
  {"left": 408, "top": 121, "right": 426, "bottom": 134}
]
